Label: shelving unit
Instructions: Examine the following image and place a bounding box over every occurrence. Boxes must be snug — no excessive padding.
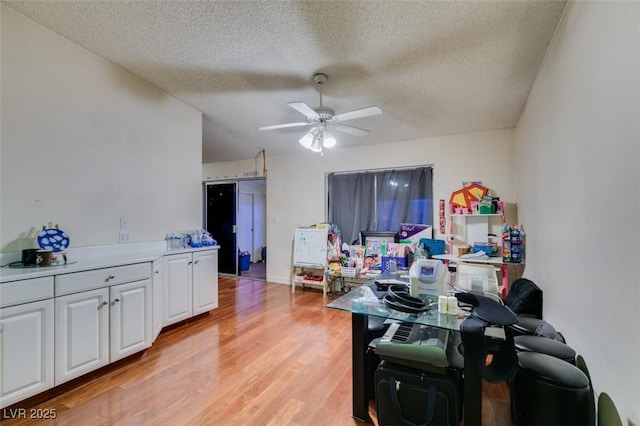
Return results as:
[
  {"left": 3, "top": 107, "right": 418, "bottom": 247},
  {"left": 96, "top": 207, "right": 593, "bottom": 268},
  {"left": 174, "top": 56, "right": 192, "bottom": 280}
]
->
[
  {"left": 290, "top": 227, "right": 329, "bottom": 297},
  {"left": 449, "top": 213, "right": 504, "bottom": 252},
  {"left": 444, "top": 202, "right": 525, "bottom": 296},
  {"left": 291, "top": 265, "right": 328, "bottom": 297}
]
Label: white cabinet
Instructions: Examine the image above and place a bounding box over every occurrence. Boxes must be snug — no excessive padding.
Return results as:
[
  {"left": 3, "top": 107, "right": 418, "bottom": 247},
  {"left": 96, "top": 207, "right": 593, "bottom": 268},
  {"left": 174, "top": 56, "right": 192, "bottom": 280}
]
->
[
  {"left": 0, "top": 276, "right": 54, "bottom": 309},
  {"left": 0, "top": 247, "right": 218, "bottom": 408},
  {"left": 0, "top": 298, "right": 54, "bottom": 408},
  {"left": 55, "top": 288, "right": 110, "bottom": 385},
  {"left": 192, "top": 250, "right": 218, "bottom": 315},
  {"left": 163, "top": 253, "right": 193, "bottom": 326},
  {"left": 54, "top": 264, "right": 152, "bottom": 385},
  {"left": 110, "top": 279, "right": 152, "bottom": 361},
  {"left": 152, "top": 260, "right": 164, "bottom": 341},
  {"left": 163, "top": 250, "right": 218, "bottom": 326}
]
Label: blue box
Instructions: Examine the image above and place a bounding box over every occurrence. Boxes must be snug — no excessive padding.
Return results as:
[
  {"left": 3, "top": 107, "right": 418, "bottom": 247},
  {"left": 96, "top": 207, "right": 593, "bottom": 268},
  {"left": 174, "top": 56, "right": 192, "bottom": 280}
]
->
[{"left": 381, "top": 256, "right": 407, "bottom": 272}]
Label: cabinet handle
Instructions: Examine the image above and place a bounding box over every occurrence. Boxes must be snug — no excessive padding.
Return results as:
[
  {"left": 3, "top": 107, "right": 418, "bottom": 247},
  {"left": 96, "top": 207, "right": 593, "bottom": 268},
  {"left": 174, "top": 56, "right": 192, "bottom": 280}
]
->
[
  {"left": 155, "top": 270, "right": 159, "bottom": 274},
  {"left": 194, "top": 260, "right": 199, "bottom": 264},
  {"left": 111, "top": 298, "right": 120, "bottom": 305},
  {"left": 106, "top": 274, "right": 115, "bottom": 281},
  {"left": 188, "top": 261, "right": 193, "bottom": 265},
  {"left": 99, "top": 301, "right": 107, "bottom": 309}
]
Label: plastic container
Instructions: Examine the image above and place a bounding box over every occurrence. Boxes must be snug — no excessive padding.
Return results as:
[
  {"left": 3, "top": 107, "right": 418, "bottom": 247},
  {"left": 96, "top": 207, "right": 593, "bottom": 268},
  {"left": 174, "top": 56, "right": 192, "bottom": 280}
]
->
[
  {"left": 168, "top": 234, "right": 183, "bottom": 250},
  {"left": 239, "top": 253, "right": 251, "bottom": 271},
  {"left": 418, "top": 238, "right": 445, "bottom": 256},
  {"left": 190, "top": 230, "right": 202, "bottom": 248},
  {"left": 341, "top": 267, "right": 357, "bottom": 277},
  {"left": 472, "top": 242, "right": 499, "bottom": 256}
]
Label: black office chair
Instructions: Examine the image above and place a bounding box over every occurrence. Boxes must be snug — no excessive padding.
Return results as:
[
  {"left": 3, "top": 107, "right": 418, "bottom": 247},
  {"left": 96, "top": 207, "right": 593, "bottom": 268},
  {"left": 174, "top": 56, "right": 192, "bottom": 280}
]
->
[
  {"left": 458, "top": 292, "right": 519, "bottom": 383},
  {"left": 503, "top": 278, "right": 567, "bottom": 343},
  {"left": 598, "top": 392, "right": 623, "bottom": 426},
  {"left": 511, "top": 352, "right": 594, "bottom": 425},
  {"left": 504, "top": 278, "right": 543, "bottom": 319}
]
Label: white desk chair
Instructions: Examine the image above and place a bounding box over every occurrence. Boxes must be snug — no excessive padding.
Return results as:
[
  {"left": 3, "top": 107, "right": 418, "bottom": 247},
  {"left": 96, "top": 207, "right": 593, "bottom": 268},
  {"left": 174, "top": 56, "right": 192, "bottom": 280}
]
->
[{"left": 455, "top": 262, "right": 503, "bottom": 303}]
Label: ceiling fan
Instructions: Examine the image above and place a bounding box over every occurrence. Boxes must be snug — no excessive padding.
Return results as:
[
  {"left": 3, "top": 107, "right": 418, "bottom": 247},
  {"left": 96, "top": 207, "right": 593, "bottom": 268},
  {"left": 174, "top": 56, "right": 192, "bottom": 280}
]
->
[{"left": 258, "top": 73, "right": 382, "bottom": 153}]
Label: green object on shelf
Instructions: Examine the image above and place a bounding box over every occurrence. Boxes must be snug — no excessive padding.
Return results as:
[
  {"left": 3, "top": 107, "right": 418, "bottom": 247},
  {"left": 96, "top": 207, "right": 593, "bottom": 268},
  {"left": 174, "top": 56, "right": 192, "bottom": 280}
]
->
[
  {"left": 478, "top": 198, "right": 493, "bottom": 214},
  {"left": 479, "top": 205, "right": 492, "bottom": 214}
]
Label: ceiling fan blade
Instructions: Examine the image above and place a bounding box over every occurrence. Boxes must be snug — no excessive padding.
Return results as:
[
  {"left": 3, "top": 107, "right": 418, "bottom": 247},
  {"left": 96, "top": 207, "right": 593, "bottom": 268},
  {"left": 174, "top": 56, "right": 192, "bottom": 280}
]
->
[
  {"left": 332, "top": 123, "right": 370, "bottom": 137},
  {"left": 258, "top": 122, "right": 311, "bottom": 131},
  {"left": 288, "top": 102, "right": 320, "bottom": 119},
  {"left": 334, "top": 106, "right": 382, "bottom": 122}
]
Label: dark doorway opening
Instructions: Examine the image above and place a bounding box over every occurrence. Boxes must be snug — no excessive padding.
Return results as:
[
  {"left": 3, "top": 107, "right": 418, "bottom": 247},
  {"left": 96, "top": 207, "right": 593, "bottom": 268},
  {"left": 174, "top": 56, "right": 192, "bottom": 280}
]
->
[{"left": 205, "top": 183, "right": 237, "bottom": 274}]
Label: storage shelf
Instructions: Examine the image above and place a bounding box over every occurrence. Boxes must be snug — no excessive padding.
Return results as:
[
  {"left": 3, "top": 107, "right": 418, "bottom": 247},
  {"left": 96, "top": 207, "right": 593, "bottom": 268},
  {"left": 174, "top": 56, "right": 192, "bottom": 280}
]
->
[{"left": 299, "top": 279, "right": 325, "bottom": 285}]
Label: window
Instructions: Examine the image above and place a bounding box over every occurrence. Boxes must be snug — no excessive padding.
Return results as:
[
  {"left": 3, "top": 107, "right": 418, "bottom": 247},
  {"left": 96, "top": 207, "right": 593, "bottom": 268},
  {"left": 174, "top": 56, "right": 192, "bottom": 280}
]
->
[{"left": 327, "top": 167, "right": 433, "bottom": 244}]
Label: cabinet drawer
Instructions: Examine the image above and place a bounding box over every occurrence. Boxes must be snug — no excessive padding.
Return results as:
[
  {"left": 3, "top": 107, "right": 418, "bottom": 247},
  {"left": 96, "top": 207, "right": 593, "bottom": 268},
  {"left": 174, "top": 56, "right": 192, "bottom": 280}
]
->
[
  {"left": 55, "top": 263, "right": 151, "bottom": 296},
  {"left": 0, "top": 276, "right": 54, "bottom": 308}
]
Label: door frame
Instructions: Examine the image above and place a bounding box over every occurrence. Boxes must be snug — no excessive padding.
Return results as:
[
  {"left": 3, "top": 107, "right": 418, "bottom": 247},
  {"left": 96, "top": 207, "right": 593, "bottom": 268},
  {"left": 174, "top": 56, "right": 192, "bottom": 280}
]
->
[
  {"left": 238, "top": 191, "right": 254, "bottom": 261},
  {"left": 203, "top": 178, "right": 267, "bottom": 277}
]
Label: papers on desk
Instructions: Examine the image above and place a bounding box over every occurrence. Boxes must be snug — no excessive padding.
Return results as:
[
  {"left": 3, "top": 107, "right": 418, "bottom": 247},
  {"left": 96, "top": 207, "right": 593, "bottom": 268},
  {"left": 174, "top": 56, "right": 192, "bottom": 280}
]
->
[{"left": 460, "top": 251, "right": 489, "bottom": 260}]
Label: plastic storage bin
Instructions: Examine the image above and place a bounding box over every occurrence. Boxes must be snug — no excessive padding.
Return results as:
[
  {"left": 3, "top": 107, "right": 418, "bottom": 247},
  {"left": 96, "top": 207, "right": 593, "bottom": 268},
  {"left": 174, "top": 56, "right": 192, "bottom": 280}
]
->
[
  {"left": 418, "top": 238, "right": 445, "bottom": 256},
  {"left": 239, "top": 253, "right": 251, "bottom": 271}
]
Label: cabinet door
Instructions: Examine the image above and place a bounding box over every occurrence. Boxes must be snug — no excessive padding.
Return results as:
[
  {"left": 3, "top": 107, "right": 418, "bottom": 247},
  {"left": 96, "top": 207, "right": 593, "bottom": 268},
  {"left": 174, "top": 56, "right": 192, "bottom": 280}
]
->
[
  {"left": 152, "top": 260, "right": 164, "bottom": 341},
  {"left": 110, "top": 279, "right": 152, "bottom": 362},
  {"left": 163, "top": 253, "right": 193, "bottom": 326},
  {"left": 0, "top": 299, "right": 54, "bottom": 409},
  {"left": 55, "top": 288, "right": 109, "bottom": 385},
  {"left": 192, "top": 250, "right": 219, "bottom": 315}
]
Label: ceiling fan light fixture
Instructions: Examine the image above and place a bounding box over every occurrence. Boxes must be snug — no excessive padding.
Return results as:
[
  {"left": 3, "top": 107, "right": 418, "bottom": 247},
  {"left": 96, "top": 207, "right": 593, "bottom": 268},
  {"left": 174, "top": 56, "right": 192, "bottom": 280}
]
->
[
  {"left": 298, "top": 128, "right": 315, "bottom": 149},
  {"left": 322, "top": 129, "right": 336, "bottom": 148},
  {"left": 259, "top": 73, "right": 382, "bottom": 154},
  {"left": 309, "top": 132, "right": 323, "bottom": 152}
]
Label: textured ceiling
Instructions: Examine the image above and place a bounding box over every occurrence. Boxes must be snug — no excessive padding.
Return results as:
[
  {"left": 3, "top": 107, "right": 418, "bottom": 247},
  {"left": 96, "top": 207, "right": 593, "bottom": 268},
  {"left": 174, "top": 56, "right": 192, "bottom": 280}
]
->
[{"left": 3, "top": 1, "right": 567, "bottom": 163}]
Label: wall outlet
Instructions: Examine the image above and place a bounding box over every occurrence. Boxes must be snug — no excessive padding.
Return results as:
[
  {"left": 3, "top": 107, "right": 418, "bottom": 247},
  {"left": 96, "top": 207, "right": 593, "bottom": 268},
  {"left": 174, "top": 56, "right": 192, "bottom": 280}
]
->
[{"left": 119, "top": 231, "right": 130, "bottom": 243}]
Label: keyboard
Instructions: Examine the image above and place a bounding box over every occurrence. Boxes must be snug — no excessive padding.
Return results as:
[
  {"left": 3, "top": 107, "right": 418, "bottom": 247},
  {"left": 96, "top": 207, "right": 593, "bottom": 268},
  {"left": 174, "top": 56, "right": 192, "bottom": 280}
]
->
[{"left": 375, "top": 322, "right": 450, "bottom": 373}]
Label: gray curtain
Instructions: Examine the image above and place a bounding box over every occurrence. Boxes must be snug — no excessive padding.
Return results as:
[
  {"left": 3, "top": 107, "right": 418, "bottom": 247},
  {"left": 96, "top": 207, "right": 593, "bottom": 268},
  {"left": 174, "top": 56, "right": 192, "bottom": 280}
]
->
[
  {"left": 327, "top": 172, "right": 376, "bottom": 244},
  {"left": 327, "top": 167, "right": 433, "bottom": 244}
]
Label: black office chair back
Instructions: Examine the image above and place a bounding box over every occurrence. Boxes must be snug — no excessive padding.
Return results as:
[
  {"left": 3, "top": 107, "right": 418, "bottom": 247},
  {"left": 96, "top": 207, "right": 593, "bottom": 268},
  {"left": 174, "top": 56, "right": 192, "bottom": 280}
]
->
[
  {"left": 504, "top": 278, "right": 543, "bottom": 319},
  {"left": 458, "top": 293, "right": 519, "bottom": 383}
]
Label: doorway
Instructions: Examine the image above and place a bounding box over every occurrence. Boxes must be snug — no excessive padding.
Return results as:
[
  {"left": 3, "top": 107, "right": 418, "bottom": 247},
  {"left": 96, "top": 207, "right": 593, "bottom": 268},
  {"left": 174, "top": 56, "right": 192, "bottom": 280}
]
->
[
  {"left": 238, "top": 180, "right": 266, "bottom": 280},
  {"left": 204, "top": 179, "right": 266, "bottom": 278},
  {"left": 205, "top": 182, "right": 237, "bottom": 274}
]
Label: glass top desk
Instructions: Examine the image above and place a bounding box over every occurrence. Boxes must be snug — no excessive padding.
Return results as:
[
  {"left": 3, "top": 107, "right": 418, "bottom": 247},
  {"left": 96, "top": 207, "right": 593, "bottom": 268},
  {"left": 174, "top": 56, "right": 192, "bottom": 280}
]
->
[{"left": 327, "top": 286, "right": 487, "bottom": 426}]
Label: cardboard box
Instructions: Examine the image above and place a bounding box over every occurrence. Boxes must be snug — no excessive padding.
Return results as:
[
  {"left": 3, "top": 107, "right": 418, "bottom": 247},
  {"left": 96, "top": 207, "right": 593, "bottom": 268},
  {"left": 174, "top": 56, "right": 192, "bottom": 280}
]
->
[{"left": 399, "top": 223, "right": 433, "bottom": 245}]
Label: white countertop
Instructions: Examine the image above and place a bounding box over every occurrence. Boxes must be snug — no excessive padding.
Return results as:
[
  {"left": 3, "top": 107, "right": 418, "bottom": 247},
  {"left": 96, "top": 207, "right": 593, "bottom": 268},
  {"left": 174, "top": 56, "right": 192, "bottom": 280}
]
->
[{"left": 0, "top": 243, "right": 220, "bottom": 283}]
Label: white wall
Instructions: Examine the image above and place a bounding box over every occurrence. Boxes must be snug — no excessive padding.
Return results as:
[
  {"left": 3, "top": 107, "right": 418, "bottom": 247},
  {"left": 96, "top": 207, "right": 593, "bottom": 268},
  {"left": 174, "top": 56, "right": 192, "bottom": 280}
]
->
[
  {"left": 515, "top": 1, "right": 639, "bottom": 423},
  {"left": 0, "top": 6, "right": 203, "bottom": 251},
  {"left": 204, "top": 128, "right": 514, "bottom": 284}
]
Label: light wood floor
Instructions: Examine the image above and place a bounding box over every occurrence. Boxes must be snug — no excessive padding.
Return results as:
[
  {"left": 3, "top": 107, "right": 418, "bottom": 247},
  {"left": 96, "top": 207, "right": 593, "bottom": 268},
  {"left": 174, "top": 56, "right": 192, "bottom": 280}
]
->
[
  {"left": 239, "top": 261, "right": 266, "bottom": 280},
  {"left": 2, "top": 277, "right": 512, "bottom": 425}
]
